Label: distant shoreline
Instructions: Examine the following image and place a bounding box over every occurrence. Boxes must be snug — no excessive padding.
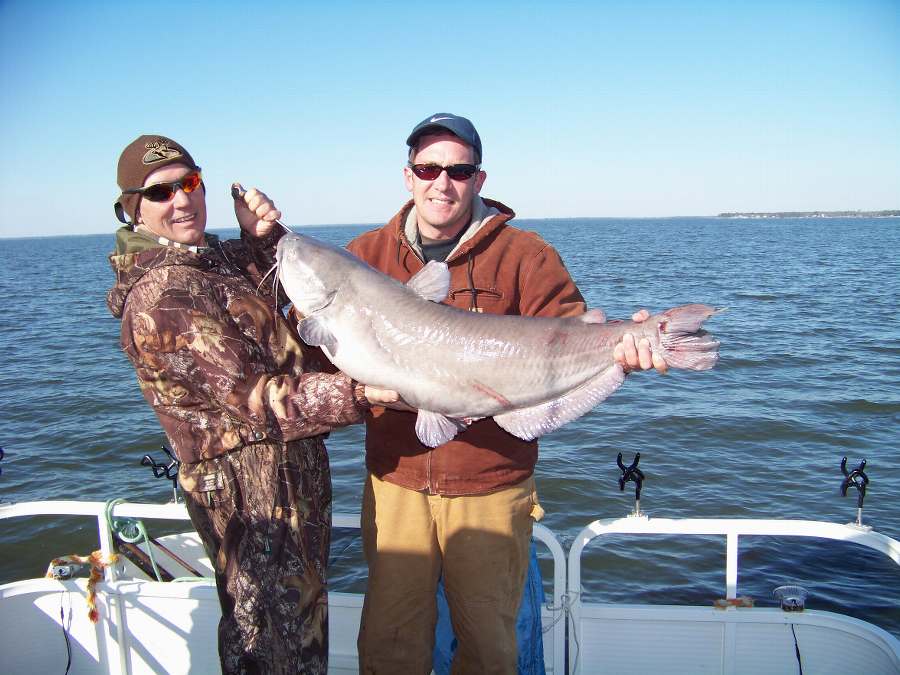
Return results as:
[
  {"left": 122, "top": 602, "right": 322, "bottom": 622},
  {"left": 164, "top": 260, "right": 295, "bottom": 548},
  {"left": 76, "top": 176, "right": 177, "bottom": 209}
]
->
[{"left": 718, "top": 210, "right": 900, "bottom": 218}]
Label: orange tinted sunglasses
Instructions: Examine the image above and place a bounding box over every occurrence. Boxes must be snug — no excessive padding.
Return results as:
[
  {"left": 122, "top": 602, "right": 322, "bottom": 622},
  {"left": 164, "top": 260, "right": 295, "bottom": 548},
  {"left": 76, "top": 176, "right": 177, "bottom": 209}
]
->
[{"left": 124, "top": 170, "right": 203, "bottom": 202}]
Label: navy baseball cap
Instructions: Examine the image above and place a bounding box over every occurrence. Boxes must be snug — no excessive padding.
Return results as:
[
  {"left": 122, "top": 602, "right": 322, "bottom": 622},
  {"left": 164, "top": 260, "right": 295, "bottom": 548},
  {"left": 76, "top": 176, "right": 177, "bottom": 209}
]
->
[{"left": 406, "top": 113, "right": 482, "bottom": 163}]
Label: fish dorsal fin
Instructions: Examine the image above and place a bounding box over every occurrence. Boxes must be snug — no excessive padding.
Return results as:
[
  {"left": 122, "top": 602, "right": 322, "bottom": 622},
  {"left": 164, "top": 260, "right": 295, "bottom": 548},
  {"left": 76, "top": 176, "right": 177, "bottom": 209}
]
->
[
  {"left": 406, "top": 261, "right": 450, "bottom": 303},
  {"left": 296, "top": 316, "right": 338, "bottom": 355},
  {"left": 494, "top": 363, "right": 626, "bottom": 441},
  {"left": 415, "top": 409, "right": 467, "bottom": 447},
  {"left": 578, "top": 308, "right": 607, "bottom": 324}
]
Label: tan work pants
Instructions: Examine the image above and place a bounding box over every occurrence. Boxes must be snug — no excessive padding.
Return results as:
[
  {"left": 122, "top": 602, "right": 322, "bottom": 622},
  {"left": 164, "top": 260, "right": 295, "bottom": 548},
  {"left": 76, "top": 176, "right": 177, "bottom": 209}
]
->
[{"left": 357, "top": 472, "right": 543, "bottom": 675}]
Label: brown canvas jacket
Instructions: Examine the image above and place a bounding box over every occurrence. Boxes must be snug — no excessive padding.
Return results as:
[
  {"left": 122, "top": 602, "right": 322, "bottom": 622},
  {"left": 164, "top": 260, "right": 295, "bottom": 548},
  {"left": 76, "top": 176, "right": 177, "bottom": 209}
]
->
[
  {"left": 107, "top": 226, "right": 368, "bottom": 465},
  {"left": 346, "top": 198, "right": 587, "bottom": 495}
]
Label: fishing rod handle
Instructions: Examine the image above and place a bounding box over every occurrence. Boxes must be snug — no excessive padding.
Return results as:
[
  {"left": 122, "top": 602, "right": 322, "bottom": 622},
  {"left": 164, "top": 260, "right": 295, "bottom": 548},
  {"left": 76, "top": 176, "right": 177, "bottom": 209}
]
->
[{"left": 230, "top": 183, "right": 292, "bottom": 232}]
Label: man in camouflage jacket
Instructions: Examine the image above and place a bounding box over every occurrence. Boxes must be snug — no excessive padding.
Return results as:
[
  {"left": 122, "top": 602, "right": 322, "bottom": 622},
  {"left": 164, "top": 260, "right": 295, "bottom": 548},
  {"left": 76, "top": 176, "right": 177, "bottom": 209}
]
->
[{"left": 107, "top": 135, "right": 387, "bottom": 674}]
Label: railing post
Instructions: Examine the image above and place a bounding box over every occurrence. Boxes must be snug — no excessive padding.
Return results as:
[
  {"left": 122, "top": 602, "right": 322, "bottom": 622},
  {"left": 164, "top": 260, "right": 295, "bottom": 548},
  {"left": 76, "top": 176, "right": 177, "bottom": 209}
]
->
[
  {"left": 97, "top": 512, "right": 118, "bottom": 583},
  {"left": 726, "top": 532, "right": 738, "bottom": 599}
]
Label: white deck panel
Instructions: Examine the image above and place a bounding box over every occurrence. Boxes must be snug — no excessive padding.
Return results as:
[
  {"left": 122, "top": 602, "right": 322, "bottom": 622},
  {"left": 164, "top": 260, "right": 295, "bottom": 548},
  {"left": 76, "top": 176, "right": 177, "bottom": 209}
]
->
[
  {"left": 573, "top": 604, "right": 900, "bottom": 675},
  {"left": 0, "top": 579, "right": 109, "bottom": 675}
]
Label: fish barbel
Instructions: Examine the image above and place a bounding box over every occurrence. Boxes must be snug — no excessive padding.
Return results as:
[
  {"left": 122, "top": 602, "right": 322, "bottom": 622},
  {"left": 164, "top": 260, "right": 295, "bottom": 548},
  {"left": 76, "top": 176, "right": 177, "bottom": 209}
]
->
[{"left": 276, "top": 232, "right": 721, "bottom": 447}]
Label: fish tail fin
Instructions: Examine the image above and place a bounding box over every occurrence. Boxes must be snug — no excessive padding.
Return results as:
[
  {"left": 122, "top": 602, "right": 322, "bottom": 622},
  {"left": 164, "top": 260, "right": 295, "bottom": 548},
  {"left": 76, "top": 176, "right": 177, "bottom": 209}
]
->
[{"left": 657, "top": 304, "right": 723, "bottom": 371}]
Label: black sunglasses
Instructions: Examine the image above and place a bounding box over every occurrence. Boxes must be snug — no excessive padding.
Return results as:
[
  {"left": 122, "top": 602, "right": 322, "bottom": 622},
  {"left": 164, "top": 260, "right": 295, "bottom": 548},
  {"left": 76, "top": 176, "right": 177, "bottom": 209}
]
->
[
  {"left": 124, "top": 169, "right": 203, "bottom": 202},
  {"left": 408, "top": 163, "right": 479, "bottom": 181}
]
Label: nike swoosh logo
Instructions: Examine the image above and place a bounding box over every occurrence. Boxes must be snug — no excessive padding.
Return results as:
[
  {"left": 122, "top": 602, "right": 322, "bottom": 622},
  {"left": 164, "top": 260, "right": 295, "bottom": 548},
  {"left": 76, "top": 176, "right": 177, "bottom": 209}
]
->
[{"left": 429, "top": 116, "right": 452, "bottom": 123}]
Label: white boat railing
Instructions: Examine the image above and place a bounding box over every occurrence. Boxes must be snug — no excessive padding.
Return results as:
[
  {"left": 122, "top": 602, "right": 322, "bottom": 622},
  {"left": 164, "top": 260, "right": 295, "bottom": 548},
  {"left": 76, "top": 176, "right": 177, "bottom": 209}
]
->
[
  {"left": 3, "top": 501, "right": 900, "bottom": 675},
  {"left": 0, "top": 501, "right": 569, "bottom": 674},
  {"left": 0, "top": 500, "right": 190, "bottom": 583},
  {"left": 569, "top": 515, "right": 900, "bottom": 601},
  {"left": 567, "top": 515, "right": 900, "bottom": 675}
]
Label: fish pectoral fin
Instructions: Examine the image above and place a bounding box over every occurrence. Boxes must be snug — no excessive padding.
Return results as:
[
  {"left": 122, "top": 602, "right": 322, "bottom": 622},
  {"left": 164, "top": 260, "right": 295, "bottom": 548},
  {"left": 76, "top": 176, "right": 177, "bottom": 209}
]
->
[
  {"left": 296, "top": 316, "right": 338, "bottom": 354},
  {"left": 415, "top": 410, "right": 466, "bottom": 448},
  {"left": 578, "top": 308, "right": 607, "bottom": 324},
  {"left": 493, "top": 364, "right": 626, "bottom": 441},
  {"left": 406, "top": 261, "right": 451, "bottom": 303}
]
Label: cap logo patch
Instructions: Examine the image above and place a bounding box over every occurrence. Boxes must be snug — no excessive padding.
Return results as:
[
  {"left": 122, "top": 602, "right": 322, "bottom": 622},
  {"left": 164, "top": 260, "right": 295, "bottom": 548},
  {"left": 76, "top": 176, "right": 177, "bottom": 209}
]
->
[
  {"left": 429, "top": 116, "right": 452, "bottom": 122},
  {"left": 142, "top": 140, "right": 183, "bottom": 165}
]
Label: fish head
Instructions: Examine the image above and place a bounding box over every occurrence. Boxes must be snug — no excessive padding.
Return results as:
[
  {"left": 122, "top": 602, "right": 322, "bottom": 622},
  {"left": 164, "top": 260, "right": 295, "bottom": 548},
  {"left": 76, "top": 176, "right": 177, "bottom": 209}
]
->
[{"left": 275, "top": 233, "right": 348, "bottom": 314}]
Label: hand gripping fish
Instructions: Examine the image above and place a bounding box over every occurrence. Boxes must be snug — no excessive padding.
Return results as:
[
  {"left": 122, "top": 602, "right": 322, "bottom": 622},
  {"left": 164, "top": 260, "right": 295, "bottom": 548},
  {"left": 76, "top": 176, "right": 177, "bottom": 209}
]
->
[{"left": 276, "top": 232, "right": 721, "bottom": 448}]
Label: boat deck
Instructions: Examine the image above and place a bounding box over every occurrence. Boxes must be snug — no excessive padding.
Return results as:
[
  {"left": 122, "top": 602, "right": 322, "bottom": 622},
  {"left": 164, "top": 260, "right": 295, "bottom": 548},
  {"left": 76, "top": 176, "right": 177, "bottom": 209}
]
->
[{"left": 2, "top": 501, "right": 898, "bottom": 674}]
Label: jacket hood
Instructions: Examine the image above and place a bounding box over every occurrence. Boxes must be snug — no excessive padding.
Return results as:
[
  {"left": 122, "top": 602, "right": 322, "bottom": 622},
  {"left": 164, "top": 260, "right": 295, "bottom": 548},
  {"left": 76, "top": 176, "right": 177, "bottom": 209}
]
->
[
  {"left": 391, "top": 196, "right": 515, "bottom": 264},
  {"left": 106, "top": 226, "right": 220, "bottom": 318}
]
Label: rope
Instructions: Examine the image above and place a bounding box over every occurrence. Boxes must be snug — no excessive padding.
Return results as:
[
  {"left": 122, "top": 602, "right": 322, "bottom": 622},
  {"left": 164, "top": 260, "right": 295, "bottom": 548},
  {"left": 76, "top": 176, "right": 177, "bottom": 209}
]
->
[
  {"left": 105, "top": 498, "right": 164, "bottom": 582},
  {"left": 542, "top": 590, "right": 578, "bottom": 634},
  {"left": 46, "top": 499, "right": 213, "bottom": 624},
  {"left": 568, "top": 592, "right": 582, "bottom": 673},
  {"left": 542, "top": 590, "right": 583, "bottom": 673},
  {"left": 45, "top": 550, "right": 119, "bottom": 623}
]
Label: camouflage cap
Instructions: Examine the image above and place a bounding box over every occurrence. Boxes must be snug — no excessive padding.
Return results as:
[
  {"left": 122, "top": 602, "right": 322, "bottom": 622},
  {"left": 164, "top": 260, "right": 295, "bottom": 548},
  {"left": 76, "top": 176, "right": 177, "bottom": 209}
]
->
[{"left": 114, "top": 134, "right": 200, "bottom": 224}]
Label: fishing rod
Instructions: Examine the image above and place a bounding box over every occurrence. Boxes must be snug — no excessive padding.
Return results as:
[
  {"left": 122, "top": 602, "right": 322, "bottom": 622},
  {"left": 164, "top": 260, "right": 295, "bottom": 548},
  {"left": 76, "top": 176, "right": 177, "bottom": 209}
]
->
[{"left": 230, "top": 183, "right": 295, "bottom": 233}]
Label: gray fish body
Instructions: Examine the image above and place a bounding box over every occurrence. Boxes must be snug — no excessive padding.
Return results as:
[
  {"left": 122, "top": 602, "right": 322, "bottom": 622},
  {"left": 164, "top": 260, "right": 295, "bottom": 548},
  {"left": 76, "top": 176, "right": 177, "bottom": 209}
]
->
[{"left": 276, "top": 233, "right": 720, "bottom": 446}]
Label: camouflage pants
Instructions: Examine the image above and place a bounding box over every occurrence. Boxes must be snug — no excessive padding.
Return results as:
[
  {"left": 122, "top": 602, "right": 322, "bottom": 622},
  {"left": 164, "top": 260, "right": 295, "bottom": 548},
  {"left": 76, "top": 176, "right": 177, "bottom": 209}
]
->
[{"left": 180, "top": 438, "right": 332, "bottom": 675}]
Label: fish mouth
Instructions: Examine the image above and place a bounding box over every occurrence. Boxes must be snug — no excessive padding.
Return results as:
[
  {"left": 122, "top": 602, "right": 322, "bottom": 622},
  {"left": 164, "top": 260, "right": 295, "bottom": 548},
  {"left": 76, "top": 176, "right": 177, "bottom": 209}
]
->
[{"left": 275, "top": 232, "right": 303, "bottom": 266}]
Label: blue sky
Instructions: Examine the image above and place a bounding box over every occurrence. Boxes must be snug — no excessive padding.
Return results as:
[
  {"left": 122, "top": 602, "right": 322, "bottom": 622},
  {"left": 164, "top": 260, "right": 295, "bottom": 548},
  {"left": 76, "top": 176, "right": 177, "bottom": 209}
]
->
[{"left": 1, "top": 0, "right": 897, "bottom": 237}]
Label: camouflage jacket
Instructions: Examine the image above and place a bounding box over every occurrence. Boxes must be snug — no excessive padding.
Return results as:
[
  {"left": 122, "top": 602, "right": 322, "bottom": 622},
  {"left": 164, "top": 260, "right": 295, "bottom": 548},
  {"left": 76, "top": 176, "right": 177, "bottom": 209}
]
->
[{"left": 107, "top": 226, "right": 368, "bottom": 465}]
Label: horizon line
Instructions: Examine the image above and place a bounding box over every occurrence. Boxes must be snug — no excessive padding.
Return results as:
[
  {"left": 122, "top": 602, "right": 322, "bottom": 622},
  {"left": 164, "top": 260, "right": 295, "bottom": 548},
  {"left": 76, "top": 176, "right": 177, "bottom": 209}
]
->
[{"left": 3, "top": 212, "right": 899, "bottom": 240}]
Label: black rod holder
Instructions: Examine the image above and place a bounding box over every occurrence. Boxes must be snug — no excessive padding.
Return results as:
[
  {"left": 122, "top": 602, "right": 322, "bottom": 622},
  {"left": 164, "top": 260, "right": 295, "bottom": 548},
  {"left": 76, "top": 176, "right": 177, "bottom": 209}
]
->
[
  {"left": 141, "top": 446, "right": 181, "bottom": 503},
  {"left": 617, "top": 452, "right": 645, "bottom": 516},
  {"left": 840, "top": 456, "right": 869, "bottom": 528}
]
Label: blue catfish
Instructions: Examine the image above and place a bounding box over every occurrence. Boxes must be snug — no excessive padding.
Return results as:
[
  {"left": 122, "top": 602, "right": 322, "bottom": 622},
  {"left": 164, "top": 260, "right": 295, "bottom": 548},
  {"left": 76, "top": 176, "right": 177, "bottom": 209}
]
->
[{"left": 276, "top": 232, "right": 720, "bottom": 447}]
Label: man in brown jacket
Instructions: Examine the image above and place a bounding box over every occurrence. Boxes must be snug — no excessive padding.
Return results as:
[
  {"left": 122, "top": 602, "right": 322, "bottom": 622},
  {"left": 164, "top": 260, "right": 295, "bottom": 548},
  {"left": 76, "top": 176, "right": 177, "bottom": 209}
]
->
[
  {"left": 107, "top": 134, "right": 398, "bottom": 675},
  {"left": 348, "top": 114, "right": 666, "bottom": 674}
]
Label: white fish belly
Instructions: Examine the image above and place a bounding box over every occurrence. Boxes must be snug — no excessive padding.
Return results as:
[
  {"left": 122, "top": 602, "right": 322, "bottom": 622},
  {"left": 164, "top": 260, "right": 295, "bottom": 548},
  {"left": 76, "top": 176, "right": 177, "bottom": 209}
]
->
[{"left": 325, "top": 287, "right": 613, "bottom": 418}]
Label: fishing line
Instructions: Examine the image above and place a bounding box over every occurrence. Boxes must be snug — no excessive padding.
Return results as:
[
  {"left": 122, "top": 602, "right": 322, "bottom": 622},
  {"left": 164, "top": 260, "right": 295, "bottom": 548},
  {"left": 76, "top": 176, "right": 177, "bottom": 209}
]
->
[
  {"left": 564, "top": 591, "right": 582, "bottom": 672},
  {"left": 790, "top": 623, "right": 803, "bottom": 674},
  {"left": 59, "top": 590, "right": 72, "bottom": 674},
  {"left": 328, "top": 534, "right": 359, "bottom": 567}
]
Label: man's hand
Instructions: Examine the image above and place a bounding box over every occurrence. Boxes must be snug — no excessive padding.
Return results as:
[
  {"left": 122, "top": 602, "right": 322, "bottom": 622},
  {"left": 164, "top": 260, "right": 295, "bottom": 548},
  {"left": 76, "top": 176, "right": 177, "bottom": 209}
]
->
[
  {"left": 364, "top": 385, "right": 417, "bottom": 412},
  {"left": 233, "top": 185, "right": 282, "bottom": 237},
  {"left": 613, "top": 309, "right": 669, "bottom": 374}
]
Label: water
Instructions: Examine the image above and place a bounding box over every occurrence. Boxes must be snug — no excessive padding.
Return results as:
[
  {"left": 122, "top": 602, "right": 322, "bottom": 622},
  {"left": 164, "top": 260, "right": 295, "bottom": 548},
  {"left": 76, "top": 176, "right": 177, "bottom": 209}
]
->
[{"left": 1, "top": 217, "right": 898, "bottom": 636}]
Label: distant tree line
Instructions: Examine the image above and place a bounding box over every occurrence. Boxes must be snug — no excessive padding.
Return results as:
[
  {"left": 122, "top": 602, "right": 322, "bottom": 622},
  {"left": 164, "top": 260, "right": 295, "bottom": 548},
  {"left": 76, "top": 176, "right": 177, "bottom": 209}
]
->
[{"left": 718, "top": 210, "right": 900, "bottom": 218}]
